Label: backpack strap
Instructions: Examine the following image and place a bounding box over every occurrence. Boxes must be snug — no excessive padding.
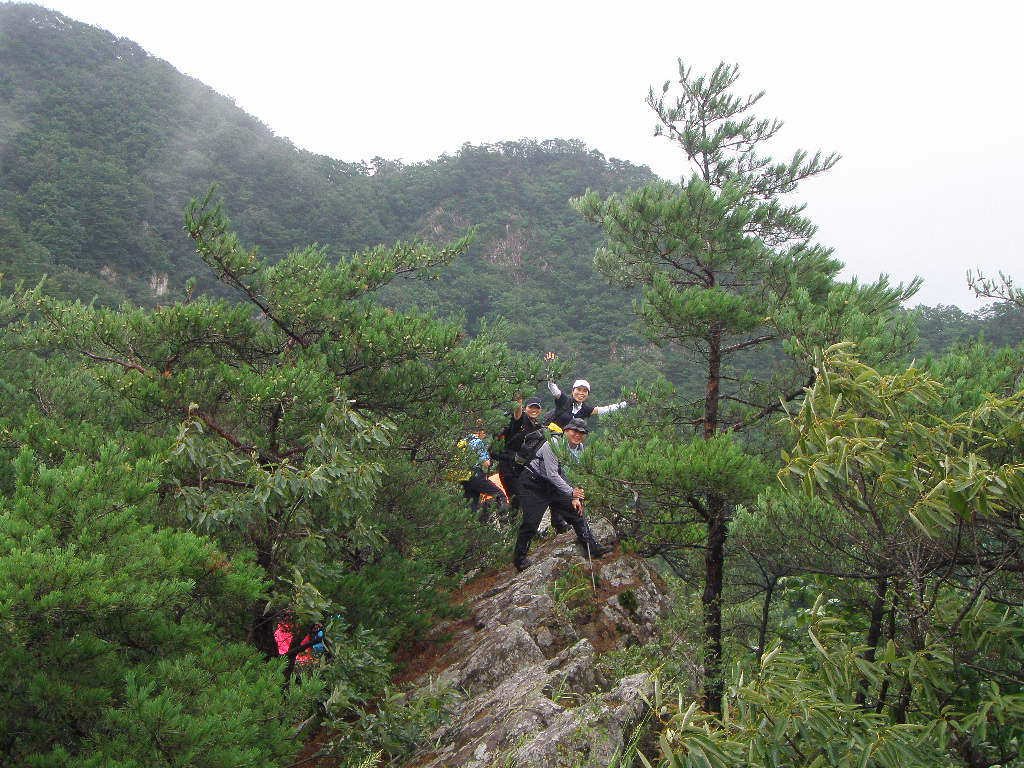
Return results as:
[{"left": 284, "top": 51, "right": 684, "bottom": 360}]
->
[{"left": 516, "top": 429, "right": 551, "bottom": 480}]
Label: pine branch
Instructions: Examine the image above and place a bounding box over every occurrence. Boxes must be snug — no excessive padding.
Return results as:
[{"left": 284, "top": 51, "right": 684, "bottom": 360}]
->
[
  {"left": 82, "top": 351, "right": 147, "bottom": 375},
  {"left": 206, "top": 477, "right": 255, "bottom": 489},
  {"left": 720, "top": 334, "right": 775, "bottom": 354},
  {"left": 728, "top": 374, "right": 814, "bottom": 432},
  {"left": 193, "top": 409, "right": 273, "bottom": 464}
]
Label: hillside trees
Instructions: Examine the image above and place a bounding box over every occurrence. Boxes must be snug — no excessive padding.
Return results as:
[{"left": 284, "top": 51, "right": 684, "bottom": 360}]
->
[
  {"left": 0, "top": 4, "right": 388, "bottom": 300},
  {"left": 2, "top": 0, "right": 667, "bottom": 392},
  {"left": 573, "top": 61, "right": 918, "bottom": 713},
  {"left": 776, "top": 344, "right": 1024, "bottom": 766},
  {"left": 4, "top": 0, "right": 660, "bottom": 378},
  {"left": 639, "top": 344, "right": 1024, "bottom": 767},
  {"left": 371, "top": 139, "right": 665, "bottom": 396},
  {"left": 1, "top": 187, "right": 545, "bottom": 764},
  {"left": 0, "top": 402, "right": 312, "bottom": 764},
  {"left": 0, "top": 2, "right": 1016, "bottom": 394},
  {"left": 16, "top": 192, "right": 538, "bottom": 668}
]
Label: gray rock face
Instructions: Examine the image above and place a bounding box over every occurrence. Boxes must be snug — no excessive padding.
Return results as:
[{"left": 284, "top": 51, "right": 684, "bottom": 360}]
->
[
  {"left": 402, "top": 529, "right": 671, "bottom": 768},
  {"left": 511, "top": 673, "right": 653, "bottom": 768}
]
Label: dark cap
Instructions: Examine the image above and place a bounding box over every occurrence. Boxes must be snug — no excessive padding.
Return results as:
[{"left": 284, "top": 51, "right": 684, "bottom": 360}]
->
[
  {"left": 524, "top": 396, "right": 543, "bottom": 408},
  {"left": 564, "top": 417, "right": 589, "bottom": 434}
]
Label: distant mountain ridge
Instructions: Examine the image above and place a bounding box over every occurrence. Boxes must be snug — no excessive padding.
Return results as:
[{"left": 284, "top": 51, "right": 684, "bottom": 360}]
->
[
  {"left": 1, "top": 2, "right": 671, "bottom": 391},
  {"left": 0, "top": 2, "right": 389, "bottom": 302},
  {"left": 2, "top": 2, "right": 1019, "bottom": 390}
]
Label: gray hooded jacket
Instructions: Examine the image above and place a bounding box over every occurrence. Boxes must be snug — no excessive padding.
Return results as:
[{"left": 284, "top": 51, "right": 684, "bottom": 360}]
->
[{"left": 524, "top": 440, "right": 573, "bottom": 499}]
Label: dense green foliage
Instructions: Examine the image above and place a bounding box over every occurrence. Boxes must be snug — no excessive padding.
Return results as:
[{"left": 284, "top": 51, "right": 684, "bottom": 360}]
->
[
  {"left": 1, "top": 3, "right": 1021, "bottom": 397},
  {"left": 601, "top": 343, "right": 1024, "bottom": 767},
  {"left": 0, "top": 3, "right": 385, "bottom": 299},
  {"left": 0, "top": 194, "right": 541, "bottom": 764},
  {"left": 0, "top": 3, "right": 666, "bottom": 401},
  {"left": 0, "top": 420, "right": 313, "bottom": 766},
  {"left": 571, "top": 62, "right": 1023, "bottom": 765},
  {"left": 1, "top": 7, "right": 1023, "bottom": 767},
  {"left": 370, "top": 140, "right": 664, "bottom": 396},
  {"left": 575, "top": 60, "right": 918, "bottom": 714}
]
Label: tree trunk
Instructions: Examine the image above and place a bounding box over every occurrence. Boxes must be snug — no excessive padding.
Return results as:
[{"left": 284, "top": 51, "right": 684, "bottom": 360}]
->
[
  {"left": 863, "top": 573, "right": 888, "bottom": 661},
  {"left": 703, "top": 325, "right": 722, "bottom": 439},
  {"left": 250, "top": 540, "right": 281, "bottom": 659},
  {"left": 875, "top": 586, "right": 900, "bottom": 714},
  {"left": 700, "top": 324, "right": 725, "bottom": 713},
  {"left": 697, "top": 324, "right": 726, "bottom": 713},
  {"left": 703, "top": 496, "right": 726, "bottom": 714},
  {"left": 756, "top": 575, "right": 777, "bottom": 661},
  {"left": 855, "top": 572, "right": 888, "bottom": 707}
]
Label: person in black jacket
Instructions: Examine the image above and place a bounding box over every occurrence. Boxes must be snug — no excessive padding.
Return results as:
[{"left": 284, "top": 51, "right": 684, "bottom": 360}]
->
[{"left": 495, "top": 395, "right": 544, "bottom": 514}]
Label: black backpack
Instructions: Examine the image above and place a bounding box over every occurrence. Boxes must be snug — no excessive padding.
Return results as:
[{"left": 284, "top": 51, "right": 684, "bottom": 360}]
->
[{"left": 510, "top": 428, "right": 548, "bottom": 477}]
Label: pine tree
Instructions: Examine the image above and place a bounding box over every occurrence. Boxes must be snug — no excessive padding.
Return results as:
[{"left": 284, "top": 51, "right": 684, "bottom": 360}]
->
[
  {"left": 0, "top": 419, "right": 311, "bottom": 766},
  {"left": 573, "top": 61, "right": 918, "bottom": 713},
  {"left": 18, "top": 191, "right": 539, "bottom": 670}
]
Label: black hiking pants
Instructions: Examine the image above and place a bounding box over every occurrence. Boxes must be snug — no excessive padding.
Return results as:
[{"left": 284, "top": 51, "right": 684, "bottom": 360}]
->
[
  {"left": 497, "top": 461, "right": 520, "bottom": 511},
  {"left": 513, "top": 474, "right": 597, "bottom": 566},
  {"left": 549, "top": 494, "right": 577, "bottom": 532},
  {"left": 461, "top": 471, "right": 507, "bottom": 522}
]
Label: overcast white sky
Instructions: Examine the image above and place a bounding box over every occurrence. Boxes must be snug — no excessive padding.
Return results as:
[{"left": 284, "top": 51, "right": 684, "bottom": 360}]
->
[{"left": 35, "top": 0, "right": 1024, "bottom": 309}]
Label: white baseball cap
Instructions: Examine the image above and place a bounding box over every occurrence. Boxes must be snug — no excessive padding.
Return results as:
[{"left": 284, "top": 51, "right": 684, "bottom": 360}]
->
[{"left": 572, "top": 379, "right": 591, "bottom": 391}]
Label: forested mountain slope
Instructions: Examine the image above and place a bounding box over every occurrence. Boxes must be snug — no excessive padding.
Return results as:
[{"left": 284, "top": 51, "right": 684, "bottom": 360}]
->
[
  {"left": 1, "top": 2, "right": 1020, "bottom": 393},
  {"left": 0, "top": 3, "right": 385, "bottom": 301},
  {"left": 0, "top": 3, "right": 668, "bottom": 392},
  {"left": 369, "top": 143, "right": 667, "bottom": 391}
]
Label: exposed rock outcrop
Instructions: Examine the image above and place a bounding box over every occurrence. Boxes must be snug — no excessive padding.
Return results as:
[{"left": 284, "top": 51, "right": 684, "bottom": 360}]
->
[{"left": 400, "top": 519, "right": 671, "bottom": 767}]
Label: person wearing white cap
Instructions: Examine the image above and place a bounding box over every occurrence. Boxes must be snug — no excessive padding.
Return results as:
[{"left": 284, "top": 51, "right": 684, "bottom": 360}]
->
[{"left": 541, "top": 352, "right": 635, "bottom": 430}]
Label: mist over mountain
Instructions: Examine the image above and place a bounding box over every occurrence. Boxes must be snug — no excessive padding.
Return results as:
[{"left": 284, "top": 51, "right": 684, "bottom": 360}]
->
[
  {"left": 1, "top": 2, "right": 1019, "bottom": 388},
  {"left": 1, "top": 3, "right": 675, "bottom": 389}
]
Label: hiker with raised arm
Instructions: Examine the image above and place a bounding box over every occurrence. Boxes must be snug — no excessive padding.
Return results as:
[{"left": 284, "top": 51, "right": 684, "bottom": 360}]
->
[
  {"left": 542, "top": 351, "right": 636, "bottom": 431},
  {"left": 495, "top": 394, "right": 544, "bottom": 515}
]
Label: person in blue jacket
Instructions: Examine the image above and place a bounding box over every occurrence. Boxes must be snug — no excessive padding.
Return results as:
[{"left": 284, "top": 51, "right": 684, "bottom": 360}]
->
[{"left": 459, "top": 423, "right": 508, "bottom": 521}]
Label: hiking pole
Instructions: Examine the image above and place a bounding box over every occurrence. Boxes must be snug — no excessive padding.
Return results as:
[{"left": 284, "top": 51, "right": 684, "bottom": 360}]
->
[
  {"left": 585, "top": 539, "right": 596, "bottom": 594},
  {"left": 580, "top": 501, "right": 597, "bottom": 595}
]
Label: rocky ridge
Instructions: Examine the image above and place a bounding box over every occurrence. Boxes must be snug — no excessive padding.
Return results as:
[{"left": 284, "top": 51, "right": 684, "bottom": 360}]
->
[{"left": 398, "top": 520, "right": 672, "bottom": 768}]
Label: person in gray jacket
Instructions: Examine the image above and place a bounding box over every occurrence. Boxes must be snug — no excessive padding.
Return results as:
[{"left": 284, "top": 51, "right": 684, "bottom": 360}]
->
[
  {"left": 548, "top": 417, "right": 590, "bottom": 534},
  {"left": 512, "top": 427, "right": 611, "bottom": 571}
]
